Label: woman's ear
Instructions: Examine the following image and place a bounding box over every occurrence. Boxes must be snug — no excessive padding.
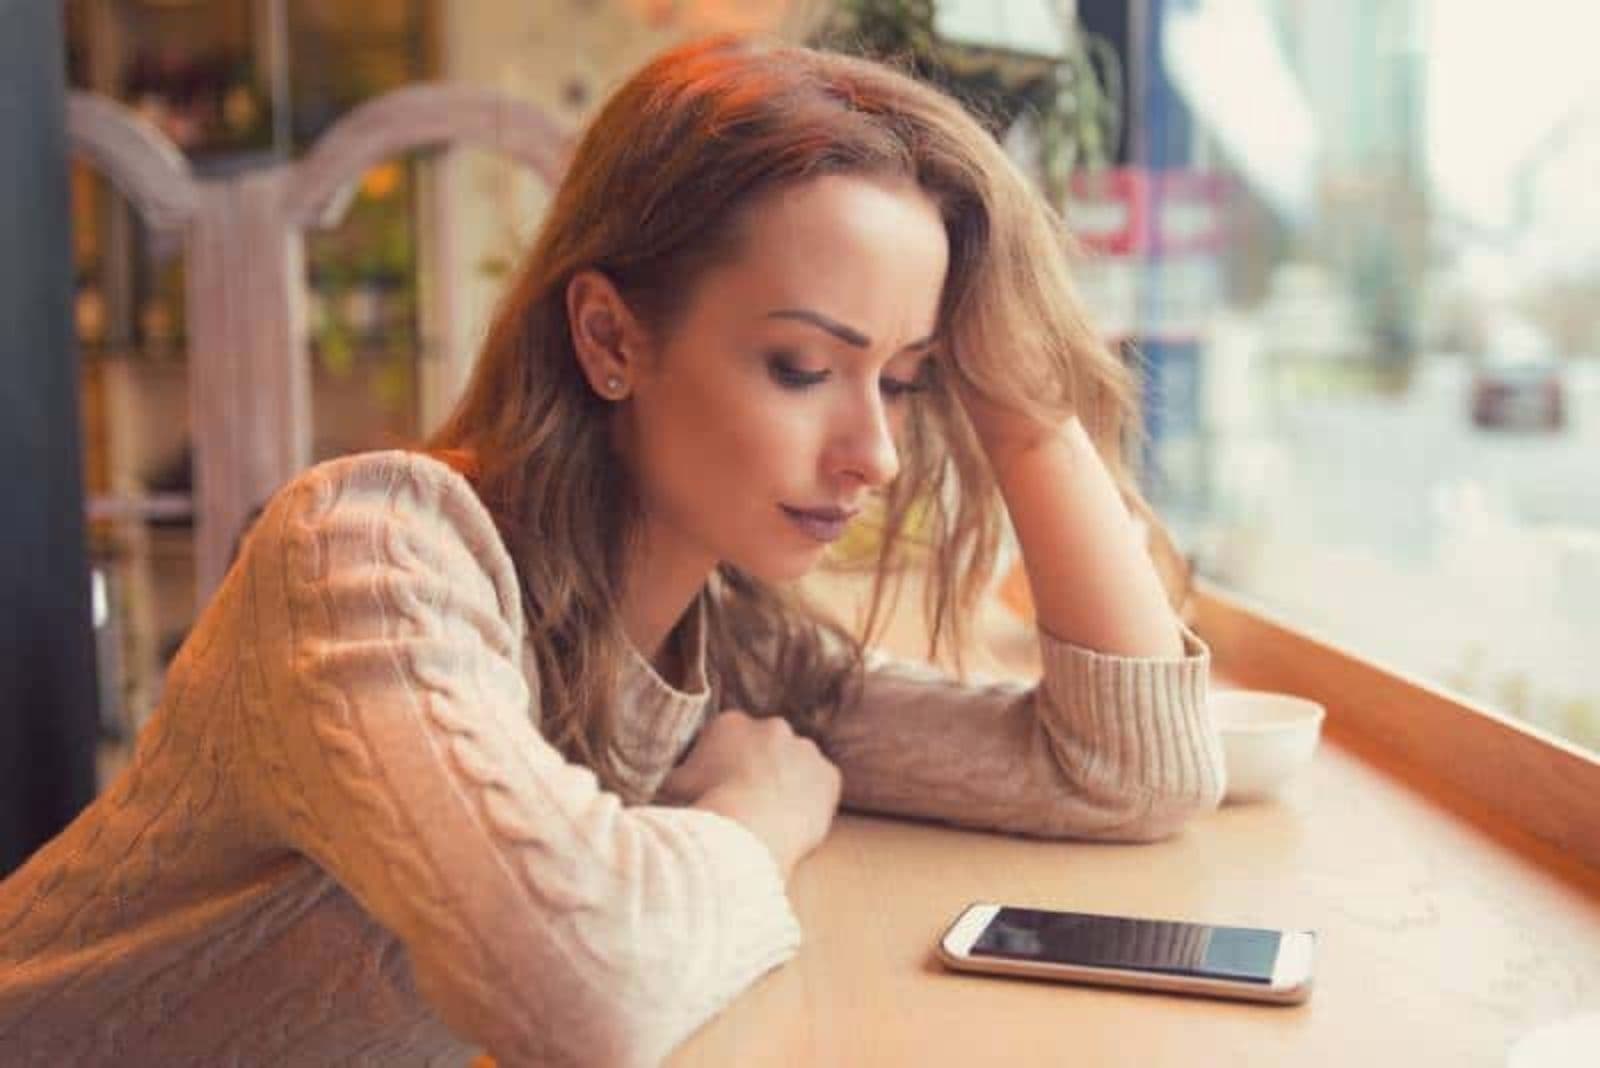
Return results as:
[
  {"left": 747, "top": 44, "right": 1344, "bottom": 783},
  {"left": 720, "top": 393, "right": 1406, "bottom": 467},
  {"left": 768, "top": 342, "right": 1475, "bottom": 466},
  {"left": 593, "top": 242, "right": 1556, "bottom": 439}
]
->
[{"left": 566, "top": 269, "right": 647, "bottom": 400}]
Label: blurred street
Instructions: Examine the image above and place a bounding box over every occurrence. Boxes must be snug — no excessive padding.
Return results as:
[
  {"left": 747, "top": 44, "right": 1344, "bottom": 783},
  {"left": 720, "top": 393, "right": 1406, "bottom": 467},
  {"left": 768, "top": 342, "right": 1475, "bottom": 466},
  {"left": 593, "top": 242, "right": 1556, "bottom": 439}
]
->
[{"left": 1187, "top": 353, "right": 1600, "bottom": 749}]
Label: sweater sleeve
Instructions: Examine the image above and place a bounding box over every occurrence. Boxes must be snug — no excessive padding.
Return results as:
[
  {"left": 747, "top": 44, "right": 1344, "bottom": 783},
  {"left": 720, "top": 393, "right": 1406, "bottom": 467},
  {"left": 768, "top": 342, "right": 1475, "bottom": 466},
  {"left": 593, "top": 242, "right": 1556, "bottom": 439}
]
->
[
  {"left": 236, "top": 454, "right": 799, "bottom": 1068},
  {"left": 815, "top": 620, "right": 1225, "bottom": 843}
]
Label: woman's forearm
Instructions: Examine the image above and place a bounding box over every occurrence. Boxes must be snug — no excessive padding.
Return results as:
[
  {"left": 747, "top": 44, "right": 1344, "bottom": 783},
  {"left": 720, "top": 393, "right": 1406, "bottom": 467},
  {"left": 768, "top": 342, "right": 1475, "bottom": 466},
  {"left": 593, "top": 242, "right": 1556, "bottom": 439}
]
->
[{"left": 992, "top": 417, "right": 1185, "bottom": 659}]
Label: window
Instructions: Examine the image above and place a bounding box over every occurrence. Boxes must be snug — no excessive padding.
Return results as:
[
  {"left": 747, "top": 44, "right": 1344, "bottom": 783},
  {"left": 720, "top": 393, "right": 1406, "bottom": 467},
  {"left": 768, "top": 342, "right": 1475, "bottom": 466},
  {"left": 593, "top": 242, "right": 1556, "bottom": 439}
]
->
[{"left": 1110, "top": 0, "right": 1599, "bottom": 755}]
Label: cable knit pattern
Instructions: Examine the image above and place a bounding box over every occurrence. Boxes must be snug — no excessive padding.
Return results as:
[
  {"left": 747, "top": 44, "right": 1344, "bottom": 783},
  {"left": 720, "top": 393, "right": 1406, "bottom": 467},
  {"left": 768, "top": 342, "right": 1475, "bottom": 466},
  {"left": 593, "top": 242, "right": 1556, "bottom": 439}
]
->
[{"left": 0, "top": 449, "right": 1222, "bottom": 1066}]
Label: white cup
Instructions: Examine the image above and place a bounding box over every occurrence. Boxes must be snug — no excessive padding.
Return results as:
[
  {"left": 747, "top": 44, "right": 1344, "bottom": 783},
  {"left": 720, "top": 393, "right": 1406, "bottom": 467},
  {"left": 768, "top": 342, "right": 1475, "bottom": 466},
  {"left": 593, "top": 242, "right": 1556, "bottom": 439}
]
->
[{"left": 1209, "top": 690, "right": 1326, "bottom": 803}]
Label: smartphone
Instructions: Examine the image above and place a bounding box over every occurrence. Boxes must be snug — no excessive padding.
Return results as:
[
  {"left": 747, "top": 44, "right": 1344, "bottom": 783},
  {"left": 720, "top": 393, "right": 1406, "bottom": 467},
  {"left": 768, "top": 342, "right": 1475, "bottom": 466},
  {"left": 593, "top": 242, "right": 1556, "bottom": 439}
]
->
[{"left": 939, "top": 903, "right": 1315, "bottom": 1005}]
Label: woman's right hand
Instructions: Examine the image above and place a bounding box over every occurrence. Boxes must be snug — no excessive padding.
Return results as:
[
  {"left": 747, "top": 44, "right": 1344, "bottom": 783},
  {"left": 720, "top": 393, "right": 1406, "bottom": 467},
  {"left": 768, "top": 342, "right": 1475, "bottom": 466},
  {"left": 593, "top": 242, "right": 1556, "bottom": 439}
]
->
[{"left": 658, "top": 709, "right": 842, "bottom": 880}]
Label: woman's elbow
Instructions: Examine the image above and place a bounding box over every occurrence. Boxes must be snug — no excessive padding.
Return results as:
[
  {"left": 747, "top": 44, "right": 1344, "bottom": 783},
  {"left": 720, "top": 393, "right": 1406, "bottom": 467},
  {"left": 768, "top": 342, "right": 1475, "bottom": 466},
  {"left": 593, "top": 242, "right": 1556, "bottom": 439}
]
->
[
  {"left": 458, "top": 980, "right": 682, "bottom": 1068},
  {"left": 1047, "top": 756, "right": 1224, "bottom": 843},
  {"left": 1114, "top": 731, "right": 1228, "bottom": 841},
  {"left": 415, "top": 939, "right": 691, "bottom": 1068},
  {"left": 1101, "top": 769, "right": 1226, "bottom": 843}
]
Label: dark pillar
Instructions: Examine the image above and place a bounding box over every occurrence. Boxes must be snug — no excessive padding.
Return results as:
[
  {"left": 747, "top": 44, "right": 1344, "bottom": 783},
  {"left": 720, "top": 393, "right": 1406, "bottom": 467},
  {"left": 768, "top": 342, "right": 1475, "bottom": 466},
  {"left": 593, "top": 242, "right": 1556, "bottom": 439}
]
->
[
  {"left": 1080, "top": 0, "right": 1205, "bottom": 513},
  {"left": 1, "top": 0, "right": 100, "bottom": 875}
]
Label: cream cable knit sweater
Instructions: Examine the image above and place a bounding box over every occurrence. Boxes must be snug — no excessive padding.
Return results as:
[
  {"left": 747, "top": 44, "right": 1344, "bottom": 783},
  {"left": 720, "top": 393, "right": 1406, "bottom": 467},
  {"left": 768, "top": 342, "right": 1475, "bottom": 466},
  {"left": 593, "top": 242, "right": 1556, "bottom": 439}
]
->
[{"left": 0, "top": 450, "right": 1223, "bottom": 1066}]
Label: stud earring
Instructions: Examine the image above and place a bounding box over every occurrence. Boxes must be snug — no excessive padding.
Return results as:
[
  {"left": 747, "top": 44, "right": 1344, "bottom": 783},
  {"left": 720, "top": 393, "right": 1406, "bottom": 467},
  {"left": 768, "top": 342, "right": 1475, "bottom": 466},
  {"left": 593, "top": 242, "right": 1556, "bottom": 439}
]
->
[{"left": 604, "top": 375, "right": 625, "bottom": 395}]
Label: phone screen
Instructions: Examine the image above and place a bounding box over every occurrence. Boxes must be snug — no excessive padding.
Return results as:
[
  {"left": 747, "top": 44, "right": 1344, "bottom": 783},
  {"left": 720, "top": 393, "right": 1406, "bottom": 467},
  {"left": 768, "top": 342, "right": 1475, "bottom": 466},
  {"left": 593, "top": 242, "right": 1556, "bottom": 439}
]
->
[{"left": 969, "top": 908, "right": 1281, "bottom": 984}]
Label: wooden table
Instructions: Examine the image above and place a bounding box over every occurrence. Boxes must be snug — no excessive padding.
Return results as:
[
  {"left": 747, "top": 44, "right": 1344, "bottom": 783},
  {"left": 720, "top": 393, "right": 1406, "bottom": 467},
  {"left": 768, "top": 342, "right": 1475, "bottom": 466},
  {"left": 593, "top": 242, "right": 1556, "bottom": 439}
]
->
[
  {"left": 670, "top": 749, "right": 1600, "bottom": 1067},
  {"left": 666, "top": 572, "right": 1600, "bottom": 1067}
]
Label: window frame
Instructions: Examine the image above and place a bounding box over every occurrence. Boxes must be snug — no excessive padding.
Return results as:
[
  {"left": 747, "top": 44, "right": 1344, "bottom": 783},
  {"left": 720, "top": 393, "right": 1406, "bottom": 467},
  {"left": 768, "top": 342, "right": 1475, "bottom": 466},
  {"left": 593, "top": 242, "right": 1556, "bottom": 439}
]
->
[{"left": 1194, "top": 579, "right": 1600, "bottom": 875}]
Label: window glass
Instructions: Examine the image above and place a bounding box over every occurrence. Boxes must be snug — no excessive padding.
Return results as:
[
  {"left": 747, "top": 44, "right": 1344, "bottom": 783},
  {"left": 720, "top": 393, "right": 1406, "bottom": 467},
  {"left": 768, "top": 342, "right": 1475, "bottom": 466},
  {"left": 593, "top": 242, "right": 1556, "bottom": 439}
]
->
[{"left": 1124, "top": 0, "right": 1599, "bottom": 754}]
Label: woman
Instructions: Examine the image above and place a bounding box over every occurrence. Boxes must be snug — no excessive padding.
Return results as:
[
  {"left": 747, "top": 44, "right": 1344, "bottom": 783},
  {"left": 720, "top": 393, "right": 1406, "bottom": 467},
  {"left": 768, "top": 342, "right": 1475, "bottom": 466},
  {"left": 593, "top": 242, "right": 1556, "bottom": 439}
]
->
[{"left": 0, "top": 36, "right": 1222, "bottom": 1067}]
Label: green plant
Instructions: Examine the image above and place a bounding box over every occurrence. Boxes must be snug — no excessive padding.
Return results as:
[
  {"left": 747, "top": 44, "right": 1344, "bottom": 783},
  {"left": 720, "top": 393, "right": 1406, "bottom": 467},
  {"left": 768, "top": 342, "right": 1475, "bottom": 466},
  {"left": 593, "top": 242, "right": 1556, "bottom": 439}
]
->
[
  {"left": 1034, "top": 4, "right": 1123, "bottom": 202},
  {"left": 813, "top": 0, "right": 1122, "bottom": 202},
  {"left": 813, "top": 0, "right": 1026, "bottom": 132}
]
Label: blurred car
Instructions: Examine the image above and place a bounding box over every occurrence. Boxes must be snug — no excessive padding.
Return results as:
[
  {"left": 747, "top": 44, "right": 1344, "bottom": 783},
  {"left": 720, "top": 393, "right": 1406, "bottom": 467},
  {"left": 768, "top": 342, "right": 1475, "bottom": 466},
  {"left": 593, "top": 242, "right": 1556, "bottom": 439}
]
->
[{"left": 1470, "top": 326, "right": 1567, "bottom": 432}]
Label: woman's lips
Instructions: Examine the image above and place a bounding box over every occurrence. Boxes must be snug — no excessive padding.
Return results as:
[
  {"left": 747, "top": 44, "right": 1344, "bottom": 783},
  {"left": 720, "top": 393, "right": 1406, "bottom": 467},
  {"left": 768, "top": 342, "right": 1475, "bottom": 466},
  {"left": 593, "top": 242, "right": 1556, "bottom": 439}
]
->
[{"left": 780, "top": 504, "right": 857, "bottom": 543}]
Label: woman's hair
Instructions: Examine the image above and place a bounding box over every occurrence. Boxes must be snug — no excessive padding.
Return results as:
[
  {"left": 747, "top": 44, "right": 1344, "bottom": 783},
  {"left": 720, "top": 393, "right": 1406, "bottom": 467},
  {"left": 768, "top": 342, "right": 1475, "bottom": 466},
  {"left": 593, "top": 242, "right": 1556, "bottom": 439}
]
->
[{"left": 424, "top": 35, "right": 1191, "bottom": 801}]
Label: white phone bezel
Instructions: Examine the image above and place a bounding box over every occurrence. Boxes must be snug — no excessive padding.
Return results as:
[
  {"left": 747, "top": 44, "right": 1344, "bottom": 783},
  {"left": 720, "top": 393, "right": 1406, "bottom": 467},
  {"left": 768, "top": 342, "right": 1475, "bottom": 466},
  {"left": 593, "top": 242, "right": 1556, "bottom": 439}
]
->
[{"left": 938, "top": 902, "right": 1315, "bottom": 1006}]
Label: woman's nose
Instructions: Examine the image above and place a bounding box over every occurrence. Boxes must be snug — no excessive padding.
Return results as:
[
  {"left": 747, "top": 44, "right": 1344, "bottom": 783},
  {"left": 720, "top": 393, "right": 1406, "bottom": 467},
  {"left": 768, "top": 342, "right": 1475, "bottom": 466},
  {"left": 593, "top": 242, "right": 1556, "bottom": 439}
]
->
[{"left": 831, "top": 393, "right": 900, "bottom": 488}]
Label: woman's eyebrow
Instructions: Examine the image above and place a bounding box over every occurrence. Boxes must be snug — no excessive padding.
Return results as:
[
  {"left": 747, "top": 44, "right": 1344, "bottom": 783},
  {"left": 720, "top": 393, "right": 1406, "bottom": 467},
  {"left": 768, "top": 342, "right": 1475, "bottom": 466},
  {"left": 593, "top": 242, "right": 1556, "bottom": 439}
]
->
[{"left": 765, "top": 308, "right": 935, "bottom": 352}]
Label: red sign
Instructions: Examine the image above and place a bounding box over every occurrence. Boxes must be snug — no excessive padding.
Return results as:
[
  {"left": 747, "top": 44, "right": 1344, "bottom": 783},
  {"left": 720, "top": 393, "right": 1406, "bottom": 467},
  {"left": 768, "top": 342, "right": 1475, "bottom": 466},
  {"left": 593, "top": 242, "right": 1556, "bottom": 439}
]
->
[{"left": 1064, "top": 167, "right": 1230, "bottom": 256}]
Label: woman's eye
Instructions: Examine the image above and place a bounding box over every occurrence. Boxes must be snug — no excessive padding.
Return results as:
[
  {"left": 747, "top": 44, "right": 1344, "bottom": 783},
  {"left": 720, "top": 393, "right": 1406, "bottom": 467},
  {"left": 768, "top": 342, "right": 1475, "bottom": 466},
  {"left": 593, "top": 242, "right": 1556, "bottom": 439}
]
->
[
  {"left": 880, "top": 377, "right": 929, "bottom": 401},
  {"left": 767, "top": 353, "right": 930, "bottom": 400},
  {"left": 768, "top": 356, "right": 829, "bottom": 390}
]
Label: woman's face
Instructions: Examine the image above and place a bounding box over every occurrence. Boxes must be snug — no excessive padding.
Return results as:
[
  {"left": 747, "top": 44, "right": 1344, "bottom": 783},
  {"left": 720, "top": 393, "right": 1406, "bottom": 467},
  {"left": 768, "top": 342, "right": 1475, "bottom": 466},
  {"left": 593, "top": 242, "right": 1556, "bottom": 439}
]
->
[{"left": 622, "top": 174, "right": 950, "bottom": 584}]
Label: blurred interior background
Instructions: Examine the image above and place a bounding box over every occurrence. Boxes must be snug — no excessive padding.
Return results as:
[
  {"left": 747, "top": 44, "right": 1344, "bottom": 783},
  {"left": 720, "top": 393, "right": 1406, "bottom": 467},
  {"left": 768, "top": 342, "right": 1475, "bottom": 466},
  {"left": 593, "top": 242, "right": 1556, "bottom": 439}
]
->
[{"left": 34, "top": 0, "right": 1600, "bottom": 824}]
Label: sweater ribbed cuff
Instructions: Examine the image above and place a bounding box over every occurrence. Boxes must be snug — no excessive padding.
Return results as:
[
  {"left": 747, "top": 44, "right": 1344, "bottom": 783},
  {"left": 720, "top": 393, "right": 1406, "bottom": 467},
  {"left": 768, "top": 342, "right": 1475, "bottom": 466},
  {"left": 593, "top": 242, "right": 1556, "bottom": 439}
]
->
[{"left": 1035, "top": 621, "right": 1218, "bottom": 800}]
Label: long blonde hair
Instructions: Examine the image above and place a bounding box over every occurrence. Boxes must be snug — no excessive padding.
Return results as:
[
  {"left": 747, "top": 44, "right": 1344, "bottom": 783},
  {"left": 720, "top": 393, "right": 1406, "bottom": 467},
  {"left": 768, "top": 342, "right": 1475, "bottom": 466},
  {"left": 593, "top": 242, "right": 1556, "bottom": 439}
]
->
[{"left": 424, "top": 36, "right": 1190, "bottom": 801}]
